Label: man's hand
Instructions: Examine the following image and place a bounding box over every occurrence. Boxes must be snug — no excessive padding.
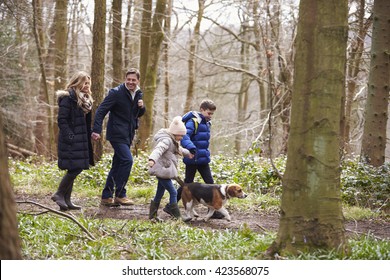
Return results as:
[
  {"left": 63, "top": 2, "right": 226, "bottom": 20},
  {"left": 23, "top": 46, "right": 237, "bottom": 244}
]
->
[
  {"left": 138, "top": 99, "right": 144, "bottom": 108},
  {"left": 91, "top": 132, "right": 101, "bottom": 141}
]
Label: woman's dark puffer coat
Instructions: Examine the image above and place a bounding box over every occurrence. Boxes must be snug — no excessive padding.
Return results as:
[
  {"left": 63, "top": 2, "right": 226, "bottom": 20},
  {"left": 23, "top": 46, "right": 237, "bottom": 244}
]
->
[{"left": 57, "top": 89, "right": 94, "bottom": 170}]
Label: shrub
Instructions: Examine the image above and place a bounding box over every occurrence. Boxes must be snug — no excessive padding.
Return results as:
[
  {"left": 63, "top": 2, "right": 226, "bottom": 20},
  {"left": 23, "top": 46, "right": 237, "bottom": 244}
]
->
[{"left": 341, "top": 159, "right": 389, "bottom": 211}]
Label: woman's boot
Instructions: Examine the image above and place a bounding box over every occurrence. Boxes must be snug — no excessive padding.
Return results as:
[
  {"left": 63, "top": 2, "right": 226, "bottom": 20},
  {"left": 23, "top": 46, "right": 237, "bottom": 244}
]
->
[
  {"left": 51, "top": 175, "right": 72, "bottom": 211},
  {"left": 65, "top": 182, "right": 81, "bottom": 210}
]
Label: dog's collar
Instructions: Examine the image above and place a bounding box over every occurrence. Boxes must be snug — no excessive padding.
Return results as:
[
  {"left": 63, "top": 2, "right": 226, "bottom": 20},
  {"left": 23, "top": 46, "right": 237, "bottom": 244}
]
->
[{"left": 220, "top": 184, "right": 229, "bottom": 199}]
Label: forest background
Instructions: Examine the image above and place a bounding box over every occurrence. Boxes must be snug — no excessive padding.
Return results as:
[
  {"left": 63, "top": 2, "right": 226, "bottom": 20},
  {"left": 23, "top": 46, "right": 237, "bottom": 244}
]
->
[
  {"left": 0, "top": 0, "right": 389, "bottom": 261},
  {"left": 1, "top": 0, "right": 388, "bottom": 161}
]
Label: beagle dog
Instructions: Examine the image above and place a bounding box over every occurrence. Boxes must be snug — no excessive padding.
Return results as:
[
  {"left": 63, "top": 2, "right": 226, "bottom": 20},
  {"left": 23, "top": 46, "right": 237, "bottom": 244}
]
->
[{"left": 176, "top": 177, "right": 247, "bottom": 222}]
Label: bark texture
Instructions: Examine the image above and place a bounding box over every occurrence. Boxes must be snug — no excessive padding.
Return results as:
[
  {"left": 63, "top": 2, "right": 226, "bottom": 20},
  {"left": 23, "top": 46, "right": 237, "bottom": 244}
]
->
[
  {"left": 361, "top": 0, "right": 390, "bottom": 167},
  {"left": 268, "top": 0, "right": 348, "bottom": 255}
]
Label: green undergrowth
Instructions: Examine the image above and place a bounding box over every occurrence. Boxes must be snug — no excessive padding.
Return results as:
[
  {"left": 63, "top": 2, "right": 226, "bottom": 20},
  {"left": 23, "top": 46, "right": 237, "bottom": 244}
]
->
[
  {"left": 10, "top": 153, "right": 388, "bottom": 215},
  {"left": 9, "top": 153, "right": 389, "bottom": 260},
  {"left": 18, "top": 213, "right": 389, "bottom": 260},
  {"left": 18, "top": 214, "right": 275, "bottom": 260}
]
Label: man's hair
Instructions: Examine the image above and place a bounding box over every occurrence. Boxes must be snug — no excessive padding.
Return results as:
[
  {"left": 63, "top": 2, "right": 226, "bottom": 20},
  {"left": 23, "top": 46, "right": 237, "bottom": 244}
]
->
[
  {"left": 126, "top": 68, "right": 140, "bottom": 80},
  {"left": 200, "top": 99, "right": 216, "bottom": 111}
]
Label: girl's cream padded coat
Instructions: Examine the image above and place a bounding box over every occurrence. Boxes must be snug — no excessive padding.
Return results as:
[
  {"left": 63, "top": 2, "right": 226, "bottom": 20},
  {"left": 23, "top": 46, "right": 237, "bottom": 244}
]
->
[{"left": 148, "top": 129, "right": 190, "bottom": 179}]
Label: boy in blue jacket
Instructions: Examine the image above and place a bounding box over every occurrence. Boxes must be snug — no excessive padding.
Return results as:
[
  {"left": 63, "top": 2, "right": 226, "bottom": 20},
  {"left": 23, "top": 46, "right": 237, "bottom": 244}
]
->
[{"left": 167, "top": 99, "right": 224, "bottom": 219}]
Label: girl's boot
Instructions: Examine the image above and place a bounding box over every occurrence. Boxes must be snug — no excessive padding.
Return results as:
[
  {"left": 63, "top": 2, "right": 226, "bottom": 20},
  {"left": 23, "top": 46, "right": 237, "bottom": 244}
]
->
[{"left": 165, "top": 203, "right": 190, "bottom": 222}]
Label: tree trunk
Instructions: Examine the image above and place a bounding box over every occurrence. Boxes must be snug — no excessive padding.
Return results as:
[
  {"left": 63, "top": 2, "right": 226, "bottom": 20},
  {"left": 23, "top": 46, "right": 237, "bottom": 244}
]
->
[
  {"left": 341, "top": 0, "right": 372, "bottom": 156},
  {"left": 0, "top": 114, "right": 22, "bottom": 259},
  {"left": 54, "top": 0, "right": 69, "bottom": 91},
  {"left": 124, "top": 0, "right": 135, "bottom": 69},
  {"left": 360, "top": 0, "right": 390, "bottom": 167},
  {"left": 112, "top": 0, "right": 123, "bottom": 87},
  {"left": 91, "top": 0, "right": 106, "bottom": 162},
  {"left": 32, "top": 0, "right": 55, "bottom": 158},
  {"left": 183, "top": 0, "right": 205, "bottom": 113},
  {"left": 53, "top": 0, "right": 69, "bottom": 157},
  {"left": 139, "top": 0, "right": 152, "bottom": 89},
  {"left": 162, "top": 0, "right": 172, "bottom": 127},
  {"left": 235, "top": 22, "right": 250, "bottom": 154},
  {"left": 138, "top": 0, "right": 167, "bottom": 149},
  {"left": 251, "top": 1, "right": 268, "bottom": 121},
  {"left": 267, "top": 0, "right": 348, "bottom": 256}
]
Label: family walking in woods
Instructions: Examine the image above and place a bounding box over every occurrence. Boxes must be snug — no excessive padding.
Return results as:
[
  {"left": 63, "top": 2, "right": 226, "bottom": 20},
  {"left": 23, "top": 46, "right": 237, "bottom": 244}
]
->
[{"left": 53, "top": 68, "right": 218, "bottom": 221}]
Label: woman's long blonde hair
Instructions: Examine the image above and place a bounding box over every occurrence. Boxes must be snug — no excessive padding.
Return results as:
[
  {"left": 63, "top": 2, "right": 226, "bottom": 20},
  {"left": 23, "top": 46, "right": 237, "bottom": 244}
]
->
[{"left": 66, "top": 71, "right": 93, "bottom": 97}]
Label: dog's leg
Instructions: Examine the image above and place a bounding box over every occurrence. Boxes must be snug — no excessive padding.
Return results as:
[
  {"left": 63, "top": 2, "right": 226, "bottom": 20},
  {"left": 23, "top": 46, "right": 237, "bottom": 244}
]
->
[
  {"left": 185, "top": 201, "right": 194, "bottom": 221},
  {"left": 192, "top": 208, "right": 199, "bottom": 218},
  {"left": 204, "top": 208, "right": 215, "bottom": 221},
  {"left": 217, "top": 207, "right": 231, "bottom": 221}
]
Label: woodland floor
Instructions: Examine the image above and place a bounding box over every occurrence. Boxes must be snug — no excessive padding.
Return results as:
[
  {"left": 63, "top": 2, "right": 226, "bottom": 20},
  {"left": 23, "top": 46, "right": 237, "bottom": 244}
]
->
[{"left": 15, "top": 193, "right": 390, "bottom": 240}]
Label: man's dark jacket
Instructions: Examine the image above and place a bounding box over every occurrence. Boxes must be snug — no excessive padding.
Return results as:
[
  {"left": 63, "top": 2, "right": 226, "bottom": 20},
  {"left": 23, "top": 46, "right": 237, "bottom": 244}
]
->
[{"left": 92, "top": 83, "right": 145, "bottom": 145}]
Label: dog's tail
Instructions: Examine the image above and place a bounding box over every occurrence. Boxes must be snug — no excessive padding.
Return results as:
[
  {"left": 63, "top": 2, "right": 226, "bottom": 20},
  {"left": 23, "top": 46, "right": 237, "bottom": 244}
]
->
[{"left": 174, "top": 176, "right": 185, "bottom": 187}]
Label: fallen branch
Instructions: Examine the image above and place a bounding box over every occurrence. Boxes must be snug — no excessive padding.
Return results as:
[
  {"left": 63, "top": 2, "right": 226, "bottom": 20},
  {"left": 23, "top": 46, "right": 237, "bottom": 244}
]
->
[
  {"left": 16, "top": 200, "right": 96, "bottom": 241},
  {"left": 7, "top": 143, "right": 37, "bottom": 157}
]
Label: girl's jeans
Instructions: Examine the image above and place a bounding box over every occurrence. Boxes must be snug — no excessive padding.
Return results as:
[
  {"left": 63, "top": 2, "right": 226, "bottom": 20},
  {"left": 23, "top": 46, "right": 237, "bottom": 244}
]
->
[{"left": 153, "top": 178, "right": 177, "bottom": 205}]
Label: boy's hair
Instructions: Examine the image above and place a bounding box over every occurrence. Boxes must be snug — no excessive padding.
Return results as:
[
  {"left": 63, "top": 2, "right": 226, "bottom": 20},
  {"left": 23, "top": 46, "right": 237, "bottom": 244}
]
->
[{"left": 200, "top": 99, "right": 216, "bottom": 111}]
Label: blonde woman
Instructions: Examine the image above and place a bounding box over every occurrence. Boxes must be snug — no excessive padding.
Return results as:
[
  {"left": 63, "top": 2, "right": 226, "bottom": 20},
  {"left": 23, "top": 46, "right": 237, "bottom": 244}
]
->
[{"left": 51, "top": 71, "right": 94, "bottom": 211}]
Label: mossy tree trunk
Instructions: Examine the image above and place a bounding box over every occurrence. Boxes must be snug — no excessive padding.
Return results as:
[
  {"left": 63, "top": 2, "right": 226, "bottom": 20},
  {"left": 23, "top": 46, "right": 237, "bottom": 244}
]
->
[
  {"left": 91, "top": 0, "right": 106, "bottom": 162},
  {"left": 0, "top": 114, "right": 21, "bottom": 259},
  {"left": 138, "top": 0, "right": 167, "bottom": 149},
  {"left": 267, "top": 0, "right": 348, "bottom": 256},
  {"left": 112, "top": 0, "right": 123, "bottom": 87},
  {"left": 360, "top": 0, "right": 390, "bottom": 167},
  {"left": 53, "top": 0, "right": 69, "bottom": 157},
  {"left": 139, "top": 0, "right": 152, "bottom": 89}
]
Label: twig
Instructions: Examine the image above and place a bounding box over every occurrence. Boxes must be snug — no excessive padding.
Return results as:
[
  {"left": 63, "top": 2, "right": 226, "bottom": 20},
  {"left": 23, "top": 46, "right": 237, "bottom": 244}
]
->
[
  {"left": 16, "top": 200, "right": 96, "bottom": 241},
  {"left": 345, "top": 229, "right": 384, "bottom": 241},
  {"left": 256, "top": 223, "right": 268, "bottom": 232},
  {"left": 17, "top": 210, "right": 50, "bottom": 216}
]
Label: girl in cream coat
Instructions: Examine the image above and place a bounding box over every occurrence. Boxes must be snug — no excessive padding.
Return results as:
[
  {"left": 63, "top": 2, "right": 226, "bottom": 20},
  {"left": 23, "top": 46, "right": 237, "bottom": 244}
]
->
[{"left": 148, "top": 116, "right": 194, "bottom": 221}]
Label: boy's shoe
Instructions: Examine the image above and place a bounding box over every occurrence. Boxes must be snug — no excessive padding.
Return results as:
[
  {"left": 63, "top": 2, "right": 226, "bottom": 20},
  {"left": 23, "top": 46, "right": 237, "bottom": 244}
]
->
[
  {"left": 114, "top": 197, "right": 134, "bottom": 206},
  {"left": 100, "top": 197, "right": 119, "bottom": 207}
]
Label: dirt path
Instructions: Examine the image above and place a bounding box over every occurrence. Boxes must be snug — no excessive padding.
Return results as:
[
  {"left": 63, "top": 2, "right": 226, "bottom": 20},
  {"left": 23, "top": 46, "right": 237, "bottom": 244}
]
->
[{"left": 16, "top": 194, "right": 390, "bottom": 240}]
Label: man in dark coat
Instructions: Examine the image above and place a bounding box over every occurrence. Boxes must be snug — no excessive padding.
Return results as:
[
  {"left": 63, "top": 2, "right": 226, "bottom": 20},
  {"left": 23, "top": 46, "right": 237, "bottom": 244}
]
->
[{"left": 92, "top": 68, "right": 145, "bottom": 206}]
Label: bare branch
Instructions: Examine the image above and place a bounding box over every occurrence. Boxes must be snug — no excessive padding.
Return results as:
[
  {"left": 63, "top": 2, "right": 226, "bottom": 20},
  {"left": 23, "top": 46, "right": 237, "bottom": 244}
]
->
[{"left": 16, "top": 200, "right": 96, "bottom": 241}]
